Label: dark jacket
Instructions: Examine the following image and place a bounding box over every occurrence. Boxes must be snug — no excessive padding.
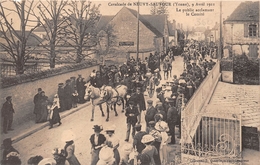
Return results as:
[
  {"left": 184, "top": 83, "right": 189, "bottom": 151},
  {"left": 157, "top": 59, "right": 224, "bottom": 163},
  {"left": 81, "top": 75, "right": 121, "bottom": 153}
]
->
[
  {"left": 89, "top": 134, "right": 106, "bottom": 149},
  {"left": 133, "top": 131, "right": 147, "bottom": 153},
  {"left": 125, "top": 106, "right": 139, "bottom": 124},
  {"left": 131, "top": 93, "right": 146, "bottom": 111},
  {"left": 145, "top": 106, "right": 157, "bottom": 123},
  {"left": 1, "top": 101, "right": 14, "bottom": 119},
  {"left": 167, "top": 106, "right": 178, "bottom": 124}
]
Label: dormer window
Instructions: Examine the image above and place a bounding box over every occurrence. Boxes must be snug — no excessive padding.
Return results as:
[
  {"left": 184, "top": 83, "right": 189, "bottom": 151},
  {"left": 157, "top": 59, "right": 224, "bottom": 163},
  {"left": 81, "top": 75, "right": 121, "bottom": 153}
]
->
[{"left": 248, "top": 24, "right": 257, "bottom": 37}]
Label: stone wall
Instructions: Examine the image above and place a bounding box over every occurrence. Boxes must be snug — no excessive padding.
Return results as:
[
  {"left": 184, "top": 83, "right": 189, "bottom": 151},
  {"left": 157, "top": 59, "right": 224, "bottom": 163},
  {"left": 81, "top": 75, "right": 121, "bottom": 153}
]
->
[{"left": 0, "top": 65, "right": 99, "bottom": 127}]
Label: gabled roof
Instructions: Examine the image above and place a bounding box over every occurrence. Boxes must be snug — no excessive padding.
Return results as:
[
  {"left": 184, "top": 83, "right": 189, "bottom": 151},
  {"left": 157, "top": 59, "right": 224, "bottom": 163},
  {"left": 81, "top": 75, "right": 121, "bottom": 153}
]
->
[
  {"left": 126, "top": 7, "right": 164, "bottom": 37},
  {"left": 224, "top": 1, "right": 259, "bottom": 23},
  {"left": 96, "top": 15, "right": 114, "bottom": 32},
  {"left": 0, "top": 31, "right": 43, "bottom": 46},
  {"left": 168, "top": 22, "right": 175, "bottom": 36}
]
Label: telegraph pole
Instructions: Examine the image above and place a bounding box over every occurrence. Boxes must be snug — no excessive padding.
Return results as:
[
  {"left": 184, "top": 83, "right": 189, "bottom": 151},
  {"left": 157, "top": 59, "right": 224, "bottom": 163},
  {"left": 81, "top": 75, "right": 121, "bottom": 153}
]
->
[
  {"left": 136, "top": 0, "right": 140, "bottom": 61},
  {"left": 218, "top": 1, "right": 223, "bottom": 59}
]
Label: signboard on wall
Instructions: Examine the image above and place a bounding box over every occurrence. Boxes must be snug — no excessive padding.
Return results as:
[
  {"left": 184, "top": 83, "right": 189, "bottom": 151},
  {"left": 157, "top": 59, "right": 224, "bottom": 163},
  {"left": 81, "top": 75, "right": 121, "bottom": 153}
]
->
[
  {"left": 119, "top": 42, "right": 134, "bottom": 46},
  {"left": 221, "top": 71, "right": 233, "bottom": 83}
]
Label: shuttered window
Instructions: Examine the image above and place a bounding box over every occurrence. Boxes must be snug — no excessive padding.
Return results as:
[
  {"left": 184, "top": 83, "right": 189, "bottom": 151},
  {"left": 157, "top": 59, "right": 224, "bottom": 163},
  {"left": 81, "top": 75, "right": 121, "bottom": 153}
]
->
[
  {"left": 244, "top": 23, "right": 249, "bottom": 37},
  {"left": 249, "top": 24, "right": 257, "bottom": 37}
]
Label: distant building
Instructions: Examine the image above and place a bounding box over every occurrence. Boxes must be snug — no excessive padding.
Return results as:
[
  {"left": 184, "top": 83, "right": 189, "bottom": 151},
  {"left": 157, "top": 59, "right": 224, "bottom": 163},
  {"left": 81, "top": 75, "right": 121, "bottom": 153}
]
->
[
  {"left": 96, "top": 7, "right": 171, "bottom": 61},
  {"left": 223, "top": 1, "right": 259, "bottom": 59},
  {"left": 168, "top": 19, "right": 178, "bottom": 47},
  {"left": 188, "top": 27, "right": 206, "bottom": 41}
]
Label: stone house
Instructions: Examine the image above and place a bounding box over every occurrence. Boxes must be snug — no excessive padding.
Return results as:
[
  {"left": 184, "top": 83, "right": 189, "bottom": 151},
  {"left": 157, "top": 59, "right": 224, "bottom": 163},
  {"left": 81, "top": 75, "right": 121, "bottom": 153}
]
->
[
  {"left": 223, "top": 1, "right": 259, "bottom": 59},
  {"left": 96, "top": 7, "right": 170, "bottom": 62}
]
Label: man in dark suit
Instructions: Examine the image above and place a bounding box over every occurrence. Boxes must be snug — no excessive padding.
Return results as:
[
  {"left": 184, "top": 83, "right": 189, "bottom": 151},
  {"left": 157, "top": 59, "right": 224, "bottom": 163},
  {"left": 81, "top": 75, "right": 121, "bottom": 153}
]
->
[
  {"left": 166, "top": 98, "right": 178, "bottom": 144},
  {"left": 1, "top": 96, "right": 15, "bottom": 134},
  {"left": 133, "top": 124, "right": 147, "bottom": 154},
  {"left": 64, "top": 79, "right": 73, "bottom": 110},
  {"left": 33, "top": 88, "right": 42, "bottom": 121},
  {"left": 144, "top": 100, "right": 157, "bottom": 132},
  {"left": 125, "top": 101, "right": 139, "bottom": 142},
  {"left": 90, "top": 125, "right": 106, "bottom": 165}
]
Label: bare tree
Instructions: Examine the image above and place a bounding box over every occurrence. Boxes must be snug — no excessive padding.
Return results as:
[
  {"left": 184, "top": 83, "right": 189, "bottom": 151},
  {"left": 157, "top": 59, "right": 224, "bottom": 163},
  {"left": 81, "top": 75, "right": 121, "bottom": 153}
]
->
[
  {"left": 32, "top": 0, "right": 68, "bottom": 68},
  {"left": 63, "top": 0, "right": 101, "bottom": 63},
  {"left": 97, "top": 24, "right": 117, "bottom": 55},
  {"left": 0, "top": 0, "right": 40, "bottom": 75}
]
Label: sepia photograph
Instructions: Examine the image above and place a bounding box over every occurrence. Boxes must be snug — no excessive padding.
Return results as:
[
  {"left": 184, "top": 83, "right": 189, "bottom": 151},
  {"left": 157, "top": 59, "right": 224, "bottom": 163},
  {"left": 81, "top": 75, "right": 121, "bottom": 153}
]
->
[{"left": 0, "top": 0, "right": 259, "bottom": 164}]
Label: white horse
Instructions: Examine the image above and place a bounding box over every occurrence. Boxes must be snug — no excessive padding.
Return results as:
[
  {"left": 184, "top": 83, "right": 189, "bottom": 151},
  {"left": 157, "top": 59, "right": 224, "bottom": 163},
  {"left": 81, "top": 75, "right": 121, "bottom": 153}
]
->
[
  {"left": 84, "top": 82, "right": 106, "bottom": 121},
  {"left": 100, "top": 85, "right": 128, "bottom": 121}
]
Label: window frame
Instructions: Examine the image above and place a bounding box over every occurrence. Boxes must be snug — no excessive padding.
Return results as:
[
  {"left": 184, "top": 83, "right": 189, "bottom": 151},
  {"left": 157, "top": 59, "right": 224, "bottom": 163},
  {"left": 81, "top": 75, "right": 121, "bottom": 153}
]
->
[{"left": 248, "top": 24, "right": 257, "bottom": 37}]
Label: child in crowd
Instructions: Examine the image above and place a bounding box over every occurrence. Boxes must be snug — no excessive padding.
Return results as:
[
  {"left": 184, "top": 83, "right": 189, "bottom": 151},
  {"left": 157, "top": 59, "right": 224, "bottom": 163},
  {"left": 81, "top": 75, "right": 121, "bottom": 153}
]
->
[{"left": 72, "top": 89, "right": 79, "bottom": 108}]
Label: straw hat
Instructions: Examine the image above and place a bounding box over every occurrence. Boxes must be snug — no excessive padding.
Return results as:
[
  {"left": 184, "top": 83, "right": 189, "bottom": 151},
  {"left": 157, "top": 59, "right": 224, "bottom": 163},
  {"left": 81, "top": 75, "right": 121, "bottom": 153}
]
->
[
  {"left": 61, "top": 130, "right": 76, "bottom": 142},
  {"left": 141, "top": 134, "right": 155, "bottom": 144},
  {"left": 106, "top": 125, "right": 116, "bottom": 132},
  {"left": 38, "top": 158, "right": 57, "bottom": 165},
  {"left": 122, "top": 143, "right": 133, "bottom": 154},
  {"left": 155, "top": 121, "right": 169, "bottom": 132},
  {"left": 99, "top": 146, "right": 114, "bottom": 162}
]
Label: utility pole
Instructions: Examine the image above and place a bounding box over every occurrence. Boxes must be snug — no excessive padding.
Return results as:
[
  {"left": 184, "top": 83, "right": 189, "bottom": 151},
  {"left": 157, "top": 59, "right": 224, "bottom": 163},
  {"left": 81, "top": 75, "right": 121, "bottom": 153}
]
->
[
  {"left": 136, "top": 0, "right": 140, "bottom": 61},
  {"left": 218, "top": 1, "right": 223, "bottom": 59}
]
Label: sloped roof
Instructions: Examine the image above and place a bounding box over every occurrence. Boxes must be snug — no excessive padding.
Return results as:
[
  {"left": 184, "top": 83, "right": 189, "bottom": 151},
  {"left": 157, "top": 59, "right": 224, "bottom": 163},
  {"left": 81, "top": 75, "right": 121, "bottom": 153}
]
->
[
  {"left": 142, "top": 14, "right": 167, "bottom": 36},
  {"left": 96, "top": 15, "right": 114, "bottom": 31},
  {"left": 193, "top": 27, "right": 206, "bottom": 32},
  {"left": 168, "top": 22, "right": 175, "bottom": 36},
  {"left": 0, "top": 31, "right": 43, "bottom": 46},
  {"left": 224, "top": 1, "right": 259, "bottom": 23},
  {"left": 206, "top": 82, "right": 260, "bottom": 130},
  {"left": 126, "top": 7, "right": 164, "bottom": 37}
]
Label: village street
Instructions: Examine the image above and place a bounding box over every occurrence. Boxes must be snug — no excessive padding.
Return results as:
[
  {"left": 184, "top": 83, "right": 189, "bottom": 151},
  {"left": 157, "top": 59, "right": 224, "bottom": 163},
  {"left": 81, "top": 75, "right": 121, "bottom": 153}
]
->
[{"left": 12, "top": 56, "right": 184, "bottom": 164}]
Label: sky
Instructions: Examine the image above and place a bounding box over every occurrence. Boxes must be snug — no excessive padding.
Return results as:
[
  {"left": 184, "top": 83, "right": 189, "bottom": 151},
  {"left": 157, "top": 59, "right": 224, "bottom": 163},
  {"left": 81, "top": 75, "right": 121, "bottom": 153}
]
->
[{"left": 1, "top": 0, "right": 249, "bottom": 30}]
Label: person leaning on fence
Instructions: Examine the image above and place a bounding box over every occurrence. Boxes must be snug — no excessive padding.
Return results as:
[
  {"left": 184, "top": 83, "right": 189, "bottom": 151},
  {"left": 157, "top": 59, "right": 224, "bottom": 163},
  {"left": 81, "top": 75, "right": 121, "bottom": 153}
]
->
[{"left": 1, "top": 96, "right": 15, "bottom": 134}]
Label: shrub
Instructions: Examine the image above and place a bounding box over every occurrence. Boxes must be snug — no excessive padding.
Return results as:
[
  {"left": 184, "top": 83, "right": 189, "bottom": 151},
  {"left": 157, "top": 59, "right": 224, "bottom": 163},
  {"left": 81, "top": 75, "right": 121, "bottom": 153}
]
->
[{"left": 1, "top": 59, "right": 98, "bottom": 88}]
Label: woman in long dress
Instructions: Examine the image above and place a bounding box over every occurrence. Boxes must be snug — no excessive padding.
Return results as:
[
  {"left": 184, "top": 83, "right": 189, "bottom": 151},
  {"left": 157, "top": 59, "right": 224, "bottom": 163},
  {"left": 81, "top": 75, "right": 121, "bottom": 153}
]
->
[
  {"left": 105, "top": 126, "right": 120, "bottom": 165},
  {"left": 37, "top": 91, "right": 49, "bottom": 123},
  {"left": 62, "top": 130, "right": 81, "bottom": 165}
]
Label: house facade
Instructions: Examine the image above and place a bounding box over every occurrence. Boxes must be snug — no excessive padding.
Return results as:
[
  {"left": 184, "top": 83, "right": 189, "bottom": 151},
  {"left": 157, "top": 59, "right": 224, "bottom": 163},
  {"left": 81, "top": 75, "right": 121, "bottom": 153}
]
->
[
  {"left": 223, "top": 1, "right": 260, "bottom": 59},
  {"left": 97, "top": 7, "right": 170, "bottom": 62}
]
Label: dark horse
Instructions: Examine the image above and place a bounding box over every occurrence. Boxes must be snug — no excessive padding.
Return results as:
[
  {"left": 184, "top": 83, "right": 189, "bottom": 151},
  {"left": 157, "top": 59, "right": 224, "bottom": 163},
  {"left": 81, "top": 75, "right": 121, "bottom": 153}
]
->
[{"left": 100, "top": 85, "right": 128, "bottom": 121}]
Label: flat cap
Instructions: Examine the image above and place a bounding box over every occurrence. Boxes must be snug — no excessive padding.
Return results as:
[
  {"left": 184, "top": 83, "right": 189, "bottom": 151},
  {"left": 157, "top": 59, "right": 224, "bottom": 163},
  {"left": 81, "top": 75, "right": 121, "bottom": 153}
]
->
[
  {"left": 147, "top": 100, "right": 153, "bottom": 104},
  {"left": 135, "top": 124, "right": 142, "bottom": 129}
]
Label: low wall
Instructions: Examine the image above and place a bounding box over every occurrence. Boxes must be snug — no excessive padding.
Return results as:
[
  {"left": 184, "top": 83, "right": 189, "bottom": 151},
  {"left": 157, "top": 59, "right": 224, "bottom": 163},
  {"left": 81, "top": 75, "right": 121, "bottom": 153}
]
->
[{"left": 0, "top": 64, "right": 100, "bottom": 127}]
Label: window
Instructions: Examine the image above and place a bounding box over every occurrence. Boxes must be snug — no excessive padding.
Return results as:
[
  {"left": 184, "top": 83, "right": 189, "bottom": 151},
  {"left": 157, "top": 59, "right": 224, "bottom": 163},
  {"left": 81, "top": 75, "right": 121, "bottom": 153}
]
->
[{"left": 249, "top": 24, "right": 257, "bottom": 37}]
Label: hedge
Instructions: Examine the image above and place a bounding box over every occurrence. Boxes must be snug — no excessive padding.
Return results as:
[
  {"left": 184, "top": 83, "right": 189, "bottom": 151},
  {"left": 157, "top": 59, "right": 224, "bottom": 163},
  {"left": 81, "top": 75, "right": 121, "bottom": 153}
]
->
[{"left": 1, "top": 59, "right": 98, "bottom": 88}]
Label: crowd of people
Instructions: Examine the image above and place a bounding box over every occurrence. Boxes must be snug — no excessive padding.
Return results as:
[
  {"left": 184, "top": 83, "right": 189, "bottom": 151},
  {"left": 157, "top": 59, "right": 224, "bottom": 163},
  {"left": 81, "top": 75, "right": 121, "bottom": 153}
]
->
[{"left": 1, "top": 39, "right": 217, "bottom": 165}]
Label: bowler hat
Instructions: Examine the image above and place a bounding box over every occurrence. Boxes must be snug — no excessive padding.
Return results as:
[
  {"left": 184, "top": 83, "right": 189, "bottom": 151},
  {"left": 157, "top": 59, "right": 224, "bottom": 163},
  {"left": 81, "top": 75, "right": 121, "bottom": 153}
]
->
[
  {"left": 128, "top": 101, "right": 134, "bottom": 105},
  {"left": 6, "top": 96, "right": 12, "bottom": 101},
  {"left": 135, "top": 124, "right": 142, "bottom": 129},
  {"left": 147, "top": 100, "right": 153, "bottom": 104},
  {"left": 3, "top": 138, "right": 12, "bottom": 146},
  {"left": 166, "top": 98, "right": 175, "bottom": 103},
  {"left": 148, "top": 121, "right": 156, "bottom": 126},
  {"left": 58, "top": 83, "right": 64, "bottom": 86},
  {"left": 93, "top": 125, "right": 103, "bottom": 132},
  {"left": 38, "top": 88, "right": 42, "bottom": 92},
  {"left": 66, "top": 79, "right": 71, "bottom": 83}
]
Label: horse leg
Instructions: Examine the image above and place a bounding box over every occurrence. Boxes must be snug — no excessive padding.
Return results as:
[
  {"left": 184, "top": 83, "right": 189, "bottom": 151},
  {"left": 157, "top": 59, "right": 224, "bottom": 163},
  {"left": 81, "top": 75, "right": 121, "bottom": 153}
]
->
[
  {"left": 99, "top": 104, "right": 105, "bottom": 117},
  {"left": 114, "top": 102, "right": 118, "bottom": 116},
  {"left": 91, "top": 105, "right": 95, "bottom": 121},
  {"left": 121, "top": 97, "right": 125, "bottom": 113},
  {"left": 106, "top": 104, "right": 110, "bottom": 122}
]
